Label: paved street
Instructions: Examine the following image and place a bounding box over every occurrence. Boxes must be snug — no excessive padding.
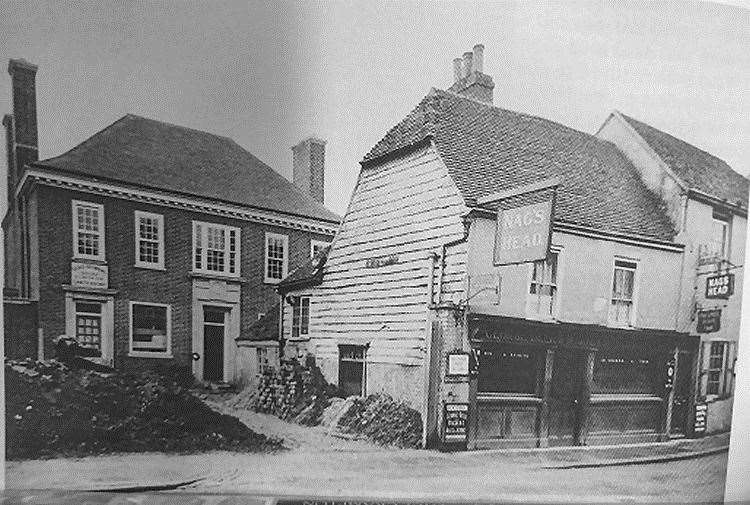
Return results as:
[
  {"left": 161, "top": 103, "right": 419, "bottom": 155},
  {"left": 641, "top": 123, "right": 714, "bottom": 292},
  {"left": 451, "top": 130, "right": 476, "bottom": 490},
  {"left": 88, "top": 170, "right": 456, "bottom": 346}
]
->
[{"left": 6, "top": 447, "right": 727, "bottom": 503}]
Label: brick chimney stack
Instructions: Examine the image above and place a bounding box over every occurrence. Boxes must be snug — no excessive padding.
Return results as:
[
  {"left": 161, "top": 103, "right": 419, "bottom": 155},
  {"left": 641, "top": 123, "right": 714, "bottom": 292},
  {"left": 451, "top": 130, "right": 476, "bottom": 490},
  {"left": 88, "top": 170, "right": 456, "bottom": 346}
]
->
[
  {"left": 292, "top": 137, "right": 326, "bottom": 205},
  {"left": 6, "top": 59, "right": 39, "bottom": 195},
  {"left": 448, "top": 44, "right": 494, "bottom": 104}
]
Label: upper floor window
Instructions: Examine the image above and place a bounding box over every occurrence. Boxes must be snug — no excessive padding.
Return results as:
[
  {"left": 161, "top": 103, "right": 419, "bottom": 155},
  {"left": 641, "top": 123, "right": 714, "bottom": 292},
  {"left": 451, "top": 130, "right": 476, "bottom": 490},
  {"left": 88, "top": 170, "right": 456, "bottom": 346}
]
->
[
  {"left": 610, "top": 259, "right": 637, "bottom": 326},
  {"left": 265, "top": 233, "right": 288, "bottom": 283},
  {"left": 292, "top": 296, "right": 310, "bottom": 339},
  {"left": 310, "top": 240, "right": 331, "bottom": 259},
  {"left": 72, "top": 200, "right": 105, "bottom": 261},
  {"left": 526, "top": 250, "right": 559, "bottom": 319},
  {"left": 135, "top": 211, "right": 164, "bottom": 269},
  {"left": 193, "top": 221, "right": 240, "bottom": 277},
  {"left": 709, "top": 215, "right": 729, "bottom": 260}
]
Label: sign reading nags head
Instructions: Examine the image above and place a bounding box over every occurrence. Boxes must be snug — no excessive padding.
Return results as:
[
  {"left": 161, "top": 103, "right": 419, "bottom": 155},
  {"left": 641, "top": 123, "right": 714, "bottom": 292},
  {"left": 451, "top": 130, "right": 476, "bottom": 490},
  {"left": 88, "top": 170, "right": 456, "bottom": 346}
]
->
[{"left": 493, "top": 199, "right": 553, "bottom": 266}]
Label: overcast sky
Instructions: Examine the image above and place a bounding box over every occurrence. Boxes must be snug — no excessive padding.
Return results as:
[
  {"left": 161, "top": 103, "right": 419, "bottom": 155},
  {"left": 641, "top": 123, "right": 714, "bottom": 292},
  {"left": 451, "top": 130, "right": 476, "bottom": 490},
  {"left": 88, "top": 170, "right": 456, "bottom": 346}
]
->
[{"left": 1, "top": 0, "right": 748, "bottom": 216}]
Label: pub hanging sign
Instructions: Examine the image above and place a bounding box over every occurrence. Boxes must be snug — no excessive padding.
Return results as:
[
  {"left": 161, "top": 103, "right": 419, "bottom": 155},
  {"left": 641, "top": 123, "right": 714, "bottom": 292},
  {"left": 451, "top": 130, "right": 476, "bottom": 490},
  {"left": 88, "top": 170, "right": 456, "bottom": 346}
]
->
[
  {"left": 705, "top": 272, "right": 734, "bottom": 300},
  {"left": 696, "top": 308, "right": 721, "bottom": 334}
]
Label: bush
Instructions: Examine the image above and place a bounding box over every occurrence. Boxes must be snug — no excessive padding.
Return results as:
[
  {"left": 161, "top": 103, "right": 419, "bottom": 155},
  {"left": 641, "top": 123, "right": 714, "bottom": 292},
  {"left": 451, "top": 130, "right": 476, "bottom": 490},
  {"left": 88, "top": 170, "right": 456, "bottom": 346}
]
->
[
  {"left": 5, "top": 358, "right": 281, "bottom": 460},
  {"left": 337, "top": 393, "right": 423, "bottom": 448}
]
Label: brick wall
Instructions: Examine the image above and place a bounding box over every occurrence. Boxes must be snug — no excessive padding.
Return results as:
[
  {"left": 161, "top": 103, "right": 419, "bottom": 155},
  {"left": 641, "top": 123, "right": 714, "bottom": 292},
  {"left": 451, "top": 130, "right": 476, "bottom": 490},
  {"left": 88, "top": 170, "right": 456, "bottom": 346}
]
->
[{"left": 32, "top": 184, "right": 333, "bottom": 369}]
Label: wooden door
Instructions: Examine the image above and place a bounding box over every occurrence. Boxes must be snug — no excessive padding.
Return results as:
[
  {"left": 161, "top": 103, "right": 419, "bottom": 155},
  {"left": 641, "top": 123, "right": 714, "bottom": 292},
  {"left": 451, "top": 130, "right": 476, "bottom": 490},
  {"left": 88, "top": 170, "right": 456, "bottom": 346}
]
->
[
  {"left": 203, "top": 308, "right": 225, "bottom": 382},
  {"left": 547, "top": 348, "right": 584, "bottom": 446}
]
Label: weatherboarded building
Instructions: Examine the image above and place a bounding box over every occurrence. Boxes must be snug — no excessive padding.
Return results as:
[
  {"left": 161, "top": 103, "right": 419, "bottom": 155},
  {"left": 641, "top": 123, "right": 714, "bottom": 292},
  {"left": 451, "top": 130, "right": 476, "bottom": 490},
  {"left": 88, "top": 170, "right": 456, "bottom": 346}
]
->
[
  {"left": 280, "top": 45, "right": 746, "bottom": 449},
  {"left": 3, "top": 59, "right": 339, "bottom": 384}
]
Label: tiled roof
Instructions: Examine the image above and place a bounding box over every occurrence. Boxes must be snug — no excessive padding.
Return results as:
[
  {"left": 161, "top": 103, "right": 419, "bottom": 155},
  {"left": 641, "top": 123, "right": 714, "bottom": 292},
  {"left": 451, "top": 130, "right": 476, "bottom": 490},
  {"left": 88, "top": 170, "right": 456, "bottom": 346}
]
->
[
  {"left": 237, "top": 303, "right": 279, "bottom": 342},
  {"left": 33, "top": 115, "right": 340, "bottom": 223},
  {"left": 364, "top": 90, "right": 677, "bottom": 242},
  {"left": 619, "top": 113, "right": 749, "bottom": 208},
  {"left": 277, "top": 246, "right": 329, "bottom": 293}
]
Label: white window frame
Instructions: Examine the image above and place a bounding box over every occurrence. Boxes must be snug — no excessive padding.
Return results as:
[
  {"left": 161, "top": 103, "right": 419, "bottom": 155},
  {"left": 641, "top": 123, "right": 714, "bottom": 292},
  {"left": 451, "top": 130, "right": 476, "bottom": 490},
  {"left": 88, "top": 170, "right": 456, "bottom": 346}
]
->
[
  {"left": 128, "top": 301, "right": 172, "bottom": 358},
  {"left": 310, "top": 239, "right": 331, "bottom": 259},
  {"left": 72, "top": 200, "right": 105, "bottom": 261},
  {"left": 264, "top": 232, "right": 289, "bottom": 284},
  {"left": 134, "top": 211, "right": 165, "bottom": 269},
  {"left": 710, "top": 217, "right": 729, "bottom": 260},
  {"left": 608, "top": 257, "right": 640, "bottom": 328},
  {"left": 292, "top": 296, "right": 310, "bottom": 339},
  {"left": 525, "top": 247, "right": 562, "bottom": 321},
  {"left": 192, "top": 221, "right": 241, "bottom": 277}
]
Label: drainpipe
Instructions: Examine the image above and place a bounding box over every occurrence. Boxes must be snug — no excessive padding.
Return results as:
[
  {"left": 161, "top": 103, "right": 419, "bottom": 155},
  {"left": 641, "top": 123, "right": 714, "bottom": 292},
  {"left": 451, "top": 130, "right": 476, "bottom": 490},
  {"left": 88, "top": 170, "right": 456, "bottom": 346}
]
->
[
  {"left": 278, "top": 294, "right": 284, "bottom": 359},
  {"left": 435, "top": 216, "right": 471, "bottom": 305}
]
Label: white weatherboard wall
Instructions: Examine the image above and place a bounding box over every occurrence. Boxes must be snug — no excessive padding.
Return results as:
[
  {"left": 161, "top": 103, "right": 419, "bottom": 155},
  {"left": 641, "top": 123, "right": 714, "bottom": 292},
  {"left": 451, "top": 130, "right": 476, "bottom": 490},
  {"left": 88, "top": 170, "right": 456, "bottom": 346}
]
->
[{"left": 307, "top": 145, "right": 469, "bottom": 408}]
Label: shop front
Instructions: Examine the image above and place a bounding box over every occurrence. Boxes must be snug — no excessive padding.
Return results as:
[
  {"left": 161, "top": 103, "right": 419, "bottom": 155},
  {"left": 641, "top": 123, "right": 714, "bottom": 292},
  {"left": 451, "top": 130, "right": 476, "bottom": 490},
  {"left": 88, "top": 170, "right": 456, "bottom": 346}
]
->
[{"left": 466, "top": 315, "right": 698, "bottom": 449}]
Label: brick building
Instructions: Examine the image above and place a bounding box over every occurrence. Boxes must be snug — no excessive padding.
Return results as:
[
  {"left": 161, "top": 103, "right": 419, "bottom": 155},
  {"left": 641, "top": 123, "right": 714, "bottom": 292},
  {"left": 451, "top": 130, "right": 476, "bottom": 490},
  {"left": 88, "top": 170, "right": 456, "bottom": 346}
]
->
[
  {"left": 279, "top": 45, "right": 747, "bottom": 449},
  {"left": 2, "top": 59, "right": 340, "bottom": 384}
]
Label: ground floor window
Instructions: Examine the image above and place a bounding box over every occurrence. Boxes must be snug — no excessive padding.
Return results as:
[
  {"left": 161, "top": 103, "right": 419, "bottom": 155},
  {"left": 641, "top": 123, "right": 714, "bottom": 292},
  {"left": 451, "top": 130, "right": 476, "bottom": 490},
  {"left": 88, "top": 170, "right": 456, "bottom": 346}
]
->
[
  {"left": 703, "top": 340, "right": 736, "bottom": 398},
  {"left": 338, "top": 345, "right": 366, "bottom": 397},
  {"left": 129, "top": 302, "right": 171, "bottom": 356},
  {"left": 75, "top": 301, "right": 103, "bottom": 357},
  {"left": 257, "top": 347, "right": 269, "bottom": 373},
  {"left": 592, "top": 349, "right": 659, "bottom": 395},
  {"left": 476, "top": 343, "right": 542, "bottom": 394}
]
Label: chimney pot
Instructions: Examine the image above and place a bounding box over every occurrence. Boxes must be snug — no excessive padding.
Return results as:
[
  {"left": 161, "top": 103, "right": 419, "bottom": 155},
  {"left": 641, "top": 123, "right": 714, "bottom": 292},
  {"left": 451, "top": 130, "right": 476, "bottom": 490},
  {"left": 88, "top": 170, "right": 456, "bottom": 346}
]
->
[
  {"left": 462, "top": 52, "right": 473, "bottom": 78},
  {"left": 472, "top": 44, "right": 484, "bottom": 73},
  {"left": 452, "top": 58, "right": 463, "bottom": 83}
]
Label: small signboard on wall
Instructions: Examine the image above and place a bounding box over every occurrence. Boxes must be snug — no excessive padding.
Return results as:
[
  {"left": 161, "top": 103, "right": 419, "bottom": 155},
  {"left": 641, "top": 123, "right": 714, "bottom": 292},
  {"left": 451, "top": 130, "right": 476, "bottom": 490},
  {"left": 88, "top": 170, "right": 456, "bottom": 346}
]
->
[
  {"left": 71, "top": 262, "right": 108, "bottom": 290},
  {"left": 693, "top": 402, "right": 708, "bottom": 436},
  {"left": 444, "top": 403, "right": 468, "bottom": 443},
  {"left": 446, "top": 352, "right": 470, "bottom": 378},
  {"left": 705, "top": 273, "right": 734, "bottom": 300},
  {"left": 697, "top": 309, "right": 721, "bottom": 334}
]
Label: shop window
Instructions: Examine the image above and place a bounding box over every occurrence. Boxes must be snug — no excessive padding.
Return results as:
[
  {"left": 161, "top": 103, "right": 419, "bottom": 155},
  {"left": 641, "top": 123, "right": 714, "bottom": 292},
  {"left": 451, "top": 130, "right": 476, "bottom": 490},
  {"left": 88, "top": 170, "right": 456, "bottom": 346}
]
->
[
  {"left": 193, "top": 221, "right": 240, "bottom": 276},
  {"left": 592, "top": 350, "right": 658, "bottom": 395},
  {"left": 704, "top": 341, "right": 736, "bottom": 397},
  {"left": 135, "top": 211, "right": 164, "bottom": 269},
  {"left": 609, "top": 259, "right": 637, "bottom": 326},
  {"left": 310, "top": 240, "right": 331, "bottom": 259},
  {"left": 292, "top": 296, "right": 310, "bottom": 339},
  {"left": 477, "top": 344, "right": 541, "bottom": 394},
  {"left": 339, "top": 345, "right": 366, "bottom": 397},
  {"left": 72, "top": 200, "right": 105, "bottom": 261},
  {"left": 527, "top": 251, "right": 558, "bottom": 319},
  {"left": 129, "top": 302, "right": 171, "bottom": 356},
  {"left": 75, "top": 301, "right": 103, "bottom": 357},
  {"left": 265, "top": 233, "right": 289, "bottom": 283}
]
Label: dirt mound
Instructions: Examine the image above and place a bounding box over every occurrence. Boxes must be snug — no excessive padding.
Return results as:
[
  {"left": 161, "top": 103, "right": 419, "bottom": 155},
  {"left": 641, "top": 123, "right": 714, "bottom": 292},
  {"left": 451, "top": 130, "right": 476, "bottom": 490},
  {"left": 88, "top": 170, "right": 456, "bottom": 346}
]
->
[
  {"left": 5, "top": 359, "right": 282, "bottom": 460},
  {"left": 337, "top": 394, "right": 423, "bottom": 448}
]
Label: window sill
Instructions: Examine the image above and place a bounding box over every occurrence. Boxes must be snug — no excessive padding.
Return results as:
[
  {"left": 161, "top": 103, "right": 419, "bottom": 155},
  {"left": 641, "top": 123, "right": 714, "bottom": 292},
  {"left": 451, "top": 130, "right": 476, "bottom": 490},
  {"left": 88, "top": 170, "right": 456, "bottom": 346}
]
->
[
  {"left": 128, "top": 352, "right": 174, "bottom": 359},
  {"left": 264, "top": 278, "right": 283, "bottom": 285},
  {"left": 135, "top": 263, "right": 166, "bottom": 271},
  {"left": 189, "top": 272, "right": 247, "bottom": 283},
  {"left": 606, "top": 322, "right": 636, "bottom": 330},
  {"left": 524, "top": 314, "right": 558, "bottom": 323},
  {"left": 72, "top": 257, "right": 107, "bottom": 265}
]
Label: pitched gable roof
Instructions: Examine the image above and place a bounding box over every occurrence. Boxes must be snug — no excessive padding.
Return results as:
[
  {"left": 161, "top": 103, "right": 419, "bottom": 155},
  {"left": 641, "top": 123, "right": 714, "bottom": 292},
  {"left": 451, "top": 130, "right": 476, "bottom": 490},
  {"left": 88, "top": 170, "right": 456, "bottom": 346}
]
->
[
  {"left": 364, "top": 90, "right": 676, "bottom": 242},
  {"left": 33, "top": 114, "right": 340, "bottom": 223},
  {"left": 618, "top": 113, "right": 749, "bottom": 208}
]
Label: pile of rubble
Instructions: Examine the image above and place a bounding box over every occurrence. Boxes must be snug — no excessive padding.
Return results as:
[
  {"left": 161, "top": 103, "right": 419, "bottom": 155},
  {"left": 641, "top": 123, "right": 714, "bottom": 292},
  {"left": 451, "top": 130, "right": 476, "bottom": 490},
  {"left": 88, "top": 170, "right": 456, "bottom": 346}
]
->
[
  {"left": 337, "top": 394, "right": 423, "bottom": 449},
  {"left": 252, "top": 357, "right": 335, "bottom": 426},
  {"left": 5, "top": 358, "right": 282, "bottom": 460}
]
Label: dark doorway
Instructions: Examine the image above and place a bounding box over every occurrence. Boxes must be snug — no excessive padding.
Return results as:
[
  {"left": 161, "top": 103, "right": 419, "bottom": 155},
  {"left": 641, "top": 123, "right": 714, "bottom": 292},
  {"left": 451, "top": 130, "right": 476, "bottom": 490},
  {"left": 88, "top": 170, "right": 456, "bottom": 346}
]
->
[
  {"left": 203, "top": 307, "right": 226, "bottom": 382},
  {"left": 670, "top": 351, "right": 693, "bottom": 435},
  {"left": 339, "top": 345, "right": 366, "bottom": 397},
  {"left": 547, "top": 348, "right": 585, "bottom": 446}
]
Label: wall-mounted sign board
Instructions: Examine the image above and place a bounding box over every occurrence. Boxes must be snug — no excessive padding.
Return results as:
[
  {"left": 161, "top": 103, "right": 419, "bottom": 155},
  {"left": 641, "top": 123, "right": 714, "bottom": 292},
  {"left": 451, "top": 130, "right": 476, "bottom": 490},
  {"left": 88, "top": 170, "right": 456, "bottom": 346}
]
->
[
  {"left": 444, "top": 403, "right": 468, "bottom": 443},
  {"left": 494, "top": 200, "right": 553, "bottom": 266},
  {"left": 446, "top": 352, "right": 470, "bottom": 377},
  {"left": 71, "top": 262, "right": 108, "bottom": 290},
  {"left": 693, "top": 402, "right": 707, "bottom": 436},
  {"left": 705, "top": 273, "right": 734, "bottom": 300},
  {"left": 697, "top": 309, "right": 722, "bottom": 334}
]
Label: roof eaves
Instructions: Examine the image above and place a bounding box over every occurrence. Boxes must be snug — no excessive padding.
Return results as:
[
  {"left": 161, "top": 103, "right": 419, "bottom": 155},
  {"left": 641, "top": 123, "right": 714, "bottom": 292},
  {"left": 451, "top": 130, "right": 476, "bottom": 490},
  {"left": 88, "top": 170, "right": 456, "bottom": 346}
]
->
[{"left": 360, "top": 135, "right": 434, "bottom": 169}]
